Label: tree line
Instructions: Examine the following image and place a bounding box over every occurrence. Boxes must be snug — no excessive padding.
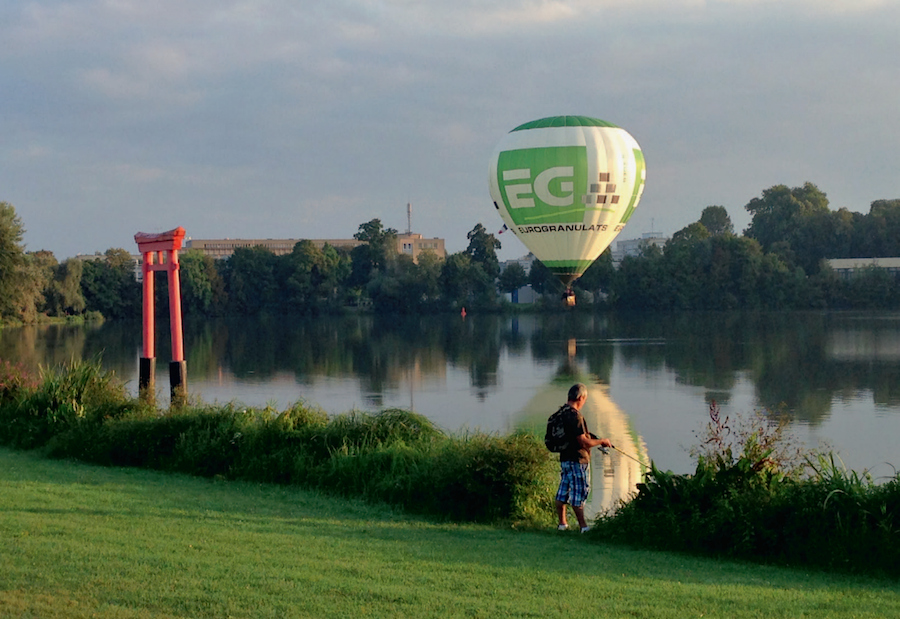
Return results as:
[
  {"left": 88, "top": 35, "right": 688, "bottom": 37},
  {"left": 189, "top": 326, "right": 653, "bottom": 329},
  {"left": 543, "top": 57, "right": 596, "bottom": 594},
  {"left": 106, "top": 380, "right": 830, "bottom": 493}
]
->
[
  {"left": 612, "top": 185, "right": 900, "bottom": 310},
  {"left": 2, "top": 183, "right": 900, "bottom": 323},
  {"left": 0, "top": 204, "right": 511, "bottom": 321}
]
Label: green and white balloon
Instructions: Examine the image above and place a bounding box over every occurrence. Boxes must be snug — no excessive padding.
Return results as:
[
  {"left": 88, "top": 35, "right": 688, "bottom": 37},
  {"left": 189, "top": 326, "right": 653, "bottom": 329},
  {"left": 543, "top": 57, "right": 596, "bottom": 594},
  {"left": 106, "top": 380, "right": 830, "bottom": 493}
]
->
[{"left": 488, "top": 116, "right": 646, "bottom": 286}]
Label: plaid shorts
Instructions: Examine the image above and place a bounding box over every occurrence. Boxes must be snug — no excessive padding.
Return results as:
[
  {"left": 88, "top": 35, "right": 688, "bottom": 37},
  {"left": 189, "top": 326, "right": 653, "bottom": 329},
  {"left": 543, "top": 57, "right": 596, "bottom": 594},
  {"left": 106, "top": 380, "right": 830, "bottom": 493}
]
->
[{"left": 555, "top": 461, "right": 590, "bottom": 507}]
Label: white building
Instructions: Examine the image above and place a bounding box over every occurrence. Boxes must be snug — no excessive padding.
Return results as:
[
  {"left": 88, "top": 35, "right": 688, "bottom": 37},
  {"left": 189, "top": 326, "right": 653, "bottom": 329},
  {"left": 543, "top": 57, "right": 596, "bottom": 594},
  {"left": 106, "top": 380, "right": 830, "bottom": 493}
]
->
[
  {"left": 183, "top": 233, "right": 445, "bottom": 264},
  {"left": 611, "top": 231, "right": 669, "bottom": 265},
  {"left": 826, "top": 257, "right": 900, "bottom": 279}
]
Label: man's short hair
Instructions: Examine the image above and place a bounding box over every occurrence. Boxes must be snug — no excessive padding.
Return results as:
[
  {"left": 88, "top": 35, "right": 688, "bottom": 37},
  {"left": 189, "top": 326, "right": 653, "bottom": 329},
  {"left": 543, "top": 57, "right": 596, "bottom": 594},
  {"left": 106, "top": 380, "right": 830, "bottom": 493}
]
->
[{"left": 567, "top": 383, "right": 588, "bottom": 402}]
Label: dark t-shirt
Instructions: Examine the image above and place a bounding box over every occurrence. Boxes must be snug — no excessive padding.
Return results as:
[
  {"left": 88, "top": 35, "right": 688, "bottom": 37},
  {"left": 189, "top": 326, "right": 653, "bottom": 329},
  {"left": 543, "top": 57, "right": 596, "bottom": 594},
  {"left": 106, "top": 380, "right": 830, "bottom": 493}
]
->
[{"left": 558, "top": 403, "right": 591, "bottom": 464}]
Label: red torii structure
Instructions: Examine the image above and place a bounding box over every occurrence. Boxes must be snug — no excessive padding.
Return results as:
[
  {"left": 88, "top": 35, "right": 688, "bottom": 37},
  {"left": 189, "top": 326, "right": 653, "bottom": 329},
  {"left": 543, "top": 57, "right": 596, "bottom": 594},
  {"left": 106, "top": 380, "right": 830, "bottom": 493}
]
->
[{"left": 134, "top": 227, "right": 187, "bottom": 403}]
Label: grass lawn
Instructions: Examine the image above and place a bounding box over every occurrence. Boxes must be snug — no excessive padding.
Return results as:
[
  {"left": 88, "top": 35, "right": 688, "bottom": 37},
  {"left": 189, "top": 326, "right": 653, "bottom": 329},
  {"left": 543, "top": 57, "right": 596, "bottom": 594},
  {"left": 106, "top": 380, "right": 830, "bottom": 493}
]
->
[{"left": 1, "top": 447, "right": 898, "bottom": 619}]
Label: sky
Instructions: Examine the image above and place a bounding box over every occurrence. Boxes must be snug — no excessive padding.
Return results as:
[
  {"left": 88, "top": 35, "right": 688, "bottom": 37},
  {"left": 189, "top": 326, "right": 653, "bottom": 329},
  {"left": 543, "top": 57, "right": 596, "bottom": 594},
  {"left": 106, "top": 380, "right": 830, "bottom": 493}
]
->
[{"left": 2, "top": 0, "right": 898, "bottom": 261}]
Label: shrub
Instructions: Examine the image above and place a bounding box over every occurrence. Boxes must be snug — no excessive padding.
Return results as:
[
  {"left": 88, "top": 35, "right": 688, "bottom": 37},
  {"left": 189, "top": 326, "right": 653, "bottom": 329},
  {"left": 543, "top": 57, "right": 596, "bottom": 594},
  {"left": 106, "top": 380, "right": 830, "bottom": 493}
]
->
[
  {"left": 690, "top": 400, "right": 808, "bottom": 479},
  {"left": 0, "top": 359, "right": 38, "bottom": 404},
  {"left": 310, "top": 430, "right": 556, "bottom": 524},
  {"left": 790, "top": 453, "right": 900, "bottom": 572},
  {"left": 593, "top": 401, "right": 900, "bottom": 576},
  {"left": 0, "top": 359, "right": 133, "bottom": 449}
]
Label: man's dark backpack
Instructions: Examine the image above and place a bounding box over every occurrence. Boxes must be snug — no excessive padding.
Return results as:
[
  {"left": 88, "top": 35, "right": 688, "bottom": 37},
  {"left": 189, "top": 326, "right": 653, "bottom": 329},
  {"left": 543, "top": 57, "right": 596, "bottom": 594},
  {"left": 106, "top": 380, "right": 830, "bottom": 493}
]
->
[{"left": 544, "top": 405, "right": 575, "bottom": 453}]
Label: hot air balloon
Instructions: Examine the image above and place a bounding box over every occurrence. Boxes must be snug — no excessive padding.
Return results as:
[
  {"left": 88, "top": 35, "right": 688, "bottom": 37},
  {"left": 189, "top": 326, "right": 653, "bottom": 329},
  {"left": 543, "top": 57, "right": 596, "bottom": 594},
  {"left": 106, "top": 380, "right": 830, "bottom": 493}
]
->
[{"left": 488, "top": 116, "right": 646, "bottom": 296}]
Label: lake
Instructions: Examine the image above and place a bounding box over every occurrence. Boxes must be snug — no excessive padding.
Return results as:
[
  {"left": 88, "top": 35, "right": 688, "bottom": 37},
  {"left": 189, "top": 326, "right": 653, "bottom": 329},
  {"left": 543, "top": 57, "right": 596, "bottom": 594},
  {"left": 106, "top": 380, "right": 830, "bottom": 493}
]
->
[{"left": 4, "top": 310, "right": 900, "bottom": 518}]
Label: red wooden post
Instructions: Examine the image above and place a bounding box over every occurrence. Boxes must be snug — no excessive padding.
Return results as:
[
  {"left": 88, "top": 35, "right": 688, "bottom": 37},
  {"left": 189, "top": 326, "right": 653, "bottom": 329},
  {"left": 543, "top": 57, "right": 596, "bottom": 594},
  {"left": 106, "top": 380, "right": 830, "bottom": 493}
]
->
[
  {"left": 135, "top": 227, "right": 187, "bottom": 405},
  {"left": 138, "top": 250, "right": 156, "bottom": 400},
  {"left": 142, "top": 251, "right": 156, "bottom": 358},
  {"left": 167, "top": 250, "right": 184, "bottom": 362}
]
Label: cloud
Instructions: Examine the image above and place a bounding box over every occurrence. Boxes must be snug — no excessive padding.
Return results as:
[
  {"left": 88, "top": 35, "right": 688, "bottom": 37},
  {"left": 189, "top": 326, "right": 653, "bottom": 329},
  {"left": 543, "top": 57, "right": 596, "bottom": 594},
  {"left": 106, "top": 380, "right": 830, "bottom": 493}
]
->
[{"left": 2, "top": 0, "right": 899, "bottom": 259}]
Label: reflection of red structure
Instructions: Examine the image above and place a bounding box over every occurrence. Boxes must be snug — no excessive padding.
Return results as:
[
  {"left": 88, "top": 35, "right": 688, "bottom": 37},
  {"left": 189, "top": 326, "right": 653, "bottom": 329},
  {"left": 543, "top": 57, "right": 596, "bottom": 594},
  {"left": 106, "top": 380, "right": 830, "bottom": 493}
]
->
[{"left": 134, "top": 227, "right": 187, "bottom": 403}]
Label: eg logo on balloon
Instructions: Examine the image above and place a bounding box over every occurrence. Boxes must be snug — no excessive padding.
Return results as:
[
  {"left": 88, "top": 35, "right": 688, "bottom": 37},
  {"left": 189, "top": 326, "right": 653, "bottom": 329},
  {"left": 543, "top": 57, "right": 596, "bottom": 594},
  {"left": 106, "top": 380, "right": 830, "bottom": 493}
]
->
[
  {"left": 502, "top": 166, "right": 574, "bottom": 209},
  {"left": 494, "top": 146, "right": 590, "bottom": 225}
]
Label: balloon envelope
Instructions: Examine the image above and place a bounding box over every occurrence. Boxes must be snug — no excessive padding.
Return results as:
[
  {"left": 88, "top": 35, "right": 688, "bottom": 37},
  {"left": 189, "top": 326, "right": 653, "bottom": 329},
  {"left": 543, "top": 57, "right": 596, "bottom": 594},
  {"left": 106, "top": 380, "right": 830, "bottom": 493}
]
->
[{"left": 488, "top": 116, "right": 646, "bottom": 286}]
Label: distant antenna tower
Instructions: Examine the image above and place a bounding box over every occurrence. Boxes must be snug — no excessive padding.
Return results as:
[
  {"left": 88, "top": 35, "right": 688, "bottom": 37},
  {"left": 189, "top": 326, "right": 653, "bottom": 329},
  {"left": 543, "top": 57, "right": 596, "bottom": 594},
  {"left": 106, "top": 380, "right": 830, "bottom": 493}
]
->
[{"left": 407, "top": 202, "right": 412, "bottom": 234}]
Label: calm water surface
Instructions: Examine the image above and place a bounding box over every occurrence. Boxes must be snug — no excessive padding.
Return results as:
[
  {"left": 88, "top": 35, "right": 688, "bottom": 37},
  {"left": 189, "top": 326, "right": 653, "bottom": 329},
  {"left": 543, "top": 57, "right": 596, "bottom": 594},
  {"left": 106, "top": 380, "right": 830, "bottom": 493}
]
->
[{"left": 4, "top": 311, "right": 899, "bottom": 517}]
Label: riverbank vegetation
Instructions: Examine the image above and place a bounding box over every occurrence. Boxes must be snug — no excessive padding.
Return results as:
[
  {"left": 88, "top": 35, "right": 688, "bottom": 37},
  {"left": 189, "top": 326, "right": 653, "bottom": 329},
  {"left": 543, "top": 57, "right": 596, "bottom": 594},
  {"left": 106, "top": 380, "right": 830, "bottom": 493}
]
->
[
  {"left": 594, "top": 402, "right": 900, "bottom": 575},
  {"left": 5, "top": 447, "right": 899, "bottom": 619},
  {"left": 0, "top": 359, "right": 557, "bottom": 526},
  {"left": 3, "top": 185, "right": 900, "bottom": 324},
  {"left": 2, "top": 359, "right": 900, "bottom": 578}
]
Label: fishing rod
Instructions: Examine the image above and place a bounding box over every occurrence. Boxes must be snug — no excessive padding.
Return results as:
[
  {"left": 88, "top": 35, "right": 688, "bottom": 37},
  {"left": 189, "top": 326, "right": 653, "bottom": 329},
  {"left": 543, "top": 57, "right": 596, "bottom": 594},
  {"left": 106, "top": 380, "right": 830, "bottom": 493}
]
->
[
  {"left": 588, "top": 432, "right": 649, "bottom": 468},
  {"left": 599, "top": 444, "right": 649, "bottom": 468}
]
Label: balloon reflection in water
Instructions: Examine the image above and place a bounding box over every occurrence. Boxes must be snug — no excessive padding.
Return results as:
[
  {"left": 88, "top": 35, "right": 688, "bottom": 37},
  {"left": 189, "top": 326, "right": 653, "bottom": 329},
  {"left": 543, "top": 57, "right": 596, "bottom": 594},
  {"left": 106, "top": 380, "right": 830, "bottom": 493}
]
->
[{"left": 514, "top": 344, "right": 649, "bottom": 519}]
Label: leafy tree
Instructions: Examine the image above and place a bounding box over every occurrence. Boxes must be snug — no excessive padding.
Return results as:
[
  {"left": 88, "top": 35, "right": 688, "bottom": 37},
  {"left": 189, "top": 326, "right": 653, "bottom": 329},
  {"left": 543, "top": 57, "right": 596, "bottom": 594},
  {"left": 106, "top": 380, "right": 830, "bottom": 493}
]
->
[
  {"left": 870, "top": 199, "right": 900, "bottom": 214},
  {"left": 662, "top": 227, "right": 710, "bottom": 309},
  {"left": 283, "top": 240, "right": 327, "bottom": 311},
  {"left": 706, "top": 234, "right": 764, "bottom": 309},
  {"left": 80, "top": 248, "right": 141, "bottom": 320},
  {"left": 221, "top": 246, "right": 280, "bottom": 315},
  {"left": 497, "top": 262, "right": 528, "bottom": 298},
  {"left": 826, "top": 208, "right": 863, "bottom": 259},
  {"left": 611, "top": 251, "right": 667, "bottom": 310},
  {"left": 43, "top": 257, "right": 86, "bottom": 317},
  {"left": 371, "top": 251, "right": 450, "bottom": 313},
  {"left": 699, "top": 206, "right": 734, "bottom": 236},
  {"left": 465, "top": 223, "right": 501, "bottom": 279},
  {"left": 0, "top": 202, "right": 29, "bottom": 321},
  {"left": 439, "top": 252, "right": 474, "bottom": 307},
  {"left": 670, "top": 222, "right": 711, "bottom": 247},
  {"left": 367, "top": 254, "right": 421, "bottom": 313},
  {"left": 786, "top": 208, "right": 838, "bottom": 274},
  {"left": 351, "top": 218, "right": 398, "bottom": 287},
  {"left": 179, "top": 250, "right": 226, "bottom": 316},
  {"left": 528, "top": 258, "right": 557, "bottom": 296},
  {"left": 859, "top": 199, "right": 900, "bottom": 257},
  {"left": 575, "top": 250, "right": 615, "bottom": 300},
  {"left": 847, "top": 266, "right": 900, "bottom": 310},
  {"left": 469, "top": 262, "right": 498, "bottom": 308},
  {"left": 354, "top": 218, "right": 399, "bottom": 247},
  {"left": 321, "top": 244, "right": 352, "bottom": 304},
  {"left": 756, "top": 254, "right": 807, "bottom": 310},
  {"left": 744, "top": 182, "right": 829, "bottom": 263},
  {"left": 412, "top": 250, "right": 443, "bottom": 308},
  {"left": 282, "top": 241, "right": 351, "bottom": 312},
  {"left": 19, "top": 250, "right": 56, "bottom": 322}
]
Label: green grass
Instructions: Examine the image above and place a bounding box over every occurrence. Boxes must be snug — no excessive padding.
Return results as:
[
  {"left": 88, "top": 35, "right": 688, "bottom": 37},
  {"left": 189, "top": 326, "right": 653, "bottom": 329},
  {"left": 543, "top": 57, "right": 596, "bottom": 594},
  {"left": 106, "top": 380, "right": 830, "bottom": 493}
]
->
[{"left": 2, "top": 448, "right": 899, "bottom": 619}]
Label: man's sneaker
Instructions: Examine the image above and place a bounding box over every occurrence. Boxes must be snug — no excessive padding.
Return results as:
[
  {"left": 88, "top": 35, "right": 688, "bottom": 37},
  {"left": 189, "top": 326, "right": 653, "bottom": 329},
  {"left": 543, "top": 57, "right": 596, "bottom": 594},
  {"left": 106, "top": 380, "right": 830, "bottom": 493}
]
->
[
  {"left": 580, "top": 526, "right": 591, "bottom": 534},
  {"left": 557, "top": 524, "right": 568, "bottom": 531}
]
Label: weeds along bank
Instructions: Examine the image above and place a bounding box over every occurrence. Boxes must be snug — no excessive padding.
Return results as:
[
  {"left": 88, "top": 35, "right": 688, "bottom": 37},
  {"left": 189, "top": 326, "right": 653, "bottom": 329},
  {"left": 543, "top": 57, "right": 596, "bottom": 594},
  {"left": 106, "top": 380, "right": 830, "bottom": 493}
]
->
[
  {"left": 2, "top": 359, "right": 900, "bottom": 576},
  {"left": 0, "top": 359, "right": 557, "bottom": 525},
  {"left": 594, "top": 403, "right": 900, "bottom": 576}
]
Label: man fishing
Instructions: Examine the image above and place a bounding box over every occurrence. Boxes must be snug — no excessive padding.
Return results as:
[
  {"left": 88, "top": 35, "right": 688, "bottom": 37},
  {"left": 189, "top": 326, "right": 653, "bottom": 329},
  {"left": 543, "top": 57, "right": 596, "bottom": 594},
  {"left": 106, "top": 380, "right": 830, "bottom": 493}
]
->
[{"left": 554, "top": 383, "right": 612, "bottom": 533}]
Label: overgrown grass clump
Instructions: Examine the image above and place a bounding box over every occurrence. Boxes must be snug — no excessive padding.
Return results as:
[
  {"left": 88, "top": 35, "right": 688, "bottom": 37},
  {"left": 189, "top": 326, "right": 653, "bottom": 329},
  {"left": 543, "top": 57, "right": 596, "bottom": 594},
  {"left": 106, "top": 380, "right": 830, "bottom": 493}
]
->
[
  {"left": 0, "top": 359, "right": 557, "bottom": 526},
  {"left": 593, "top": 401, "right": 900, "bottom": 576}
]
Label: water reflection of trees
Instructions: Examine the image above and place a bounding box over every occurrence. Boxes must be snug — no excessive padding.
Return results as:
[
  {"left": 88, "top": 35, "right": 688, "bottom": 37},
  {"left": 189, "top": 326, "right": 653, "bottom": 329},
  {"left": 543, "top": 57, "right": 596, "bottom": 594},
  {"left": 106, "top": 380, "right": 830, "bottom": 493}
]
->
[
  {"left": 0, "top": 321, "right": 140, "bottom": 381},
  {"left": 6, "top": 312, "right": 900, "bottom": 425},
  {"left": 607, "top": 312, "right": 900, "bottom": 424},
  {"left": 443, "top": 316, "right": 501, "bottom": 400},
  {"left": 184, "top": 312, "right": 900, "bottom": 422},
  {"left": 186, "top": 316, "right": 451, "bottom": 400}
]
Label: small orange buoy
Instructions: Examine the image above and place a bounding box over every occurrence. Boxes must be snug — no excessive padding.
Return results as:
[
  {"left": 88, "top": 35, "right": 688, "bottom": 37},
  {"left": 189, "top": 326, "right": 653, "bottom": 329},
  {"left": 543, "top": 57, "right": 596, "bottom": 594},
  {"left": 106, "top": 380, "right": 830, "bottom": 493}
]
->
[{"left": 461, "top": 307, "right": 467, "bottom": 318}]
